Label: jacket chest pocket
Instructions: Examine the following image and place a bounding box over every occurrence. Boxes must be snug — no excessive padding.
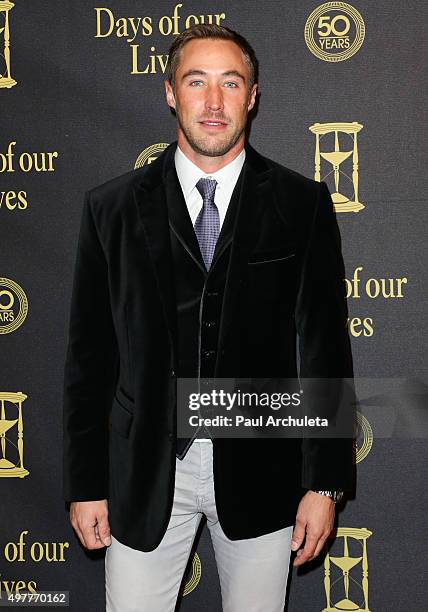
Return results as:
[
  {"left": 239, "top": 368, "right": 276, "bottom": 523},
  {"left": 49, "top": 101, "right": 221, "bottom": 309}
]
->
[
  {"left": 248, "top": 245, "right": 296, "bottom": 265},
  {"left": 246, "top": 246, "right": 297, "bottom": 299}
]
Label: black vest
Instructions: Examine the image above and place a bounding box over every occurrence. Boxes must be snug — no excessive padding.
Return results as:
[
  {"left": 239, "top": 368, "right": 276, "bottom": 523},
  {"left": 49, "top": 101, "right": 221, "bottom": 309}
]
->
[{"left": 166, "top": 166, "right": 244, "bottom": 459}]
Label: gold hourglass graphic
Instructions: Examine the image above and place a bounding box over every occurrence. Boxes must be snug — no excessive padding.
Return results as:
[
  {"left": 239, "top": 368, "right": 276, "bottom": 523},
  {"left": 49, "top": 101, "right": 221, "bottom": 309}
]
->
[
  {"left": 0, "top": 392, "right": 29, "bottom": 477},
  {"left": 0, "top": 1, "right": 16, "bottom": 88},
  {"left": 323, "top": 527, "right": 372, "bottom": 611},
  {"left": 309, "top": 122, "right": 364, "bottom": 213}
]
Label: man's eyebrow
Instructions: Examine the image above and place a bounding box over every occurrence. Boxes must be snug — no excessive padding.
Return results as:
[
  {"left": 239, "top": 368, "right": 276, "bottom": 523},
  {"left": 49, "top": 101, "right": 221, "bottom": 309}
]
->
[{"left": 181, "top": 69, "right": 246, "bottom": 82}]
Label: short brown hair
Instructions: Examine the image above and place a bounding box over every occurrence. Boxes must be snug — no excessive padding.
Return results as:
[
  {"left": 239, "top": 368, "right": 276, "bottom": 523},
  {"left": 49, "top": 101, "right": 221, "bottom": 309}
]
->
[{"left": 167, "top": 24, "right": 259, "bottom": 93}]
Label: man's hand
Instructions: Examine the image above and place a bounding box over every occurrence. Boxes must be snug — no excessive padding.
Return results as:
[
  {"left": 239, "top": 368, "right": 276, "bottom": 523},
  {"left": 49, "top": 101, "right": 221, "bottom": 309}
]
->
[
  {"left": 70, "top": 500, "right": 111, "bottom": 550},
  {"left": 291, "top": 491, "right": 335, "bottom": 566}
]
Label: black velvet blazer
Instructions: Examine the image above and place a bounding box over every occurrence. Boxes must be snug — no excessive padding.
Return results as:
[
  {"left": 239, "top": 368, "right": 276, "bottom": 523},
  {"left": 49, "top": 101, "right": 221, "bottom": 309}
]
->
[{"left": 62, "top": 140, "right": 355, "bottom": 552}]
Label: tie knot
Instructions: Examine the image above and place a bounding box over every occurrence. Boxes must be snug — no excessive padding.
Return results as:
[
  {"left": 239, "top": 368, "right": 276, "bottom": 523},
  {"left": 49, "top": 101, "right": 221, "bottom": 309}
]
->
[{"left": 196, "top": 177, "right": 217, "bottom": 202}]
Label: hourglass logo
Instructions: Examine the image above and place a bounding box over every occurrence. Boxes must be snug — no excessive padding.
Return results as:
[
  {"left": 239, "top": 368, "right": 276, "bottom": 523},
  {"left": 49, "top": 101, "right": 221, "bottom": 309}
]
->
[
  {"left": 0, "top": 392, "right": 30, "bottom": 478},
  {"left": 0, "top": 278, "right": 28, "bottom": 334},
  {"left": 322, "top": 527, "right": 372, "bottom": 612},
  {"left": 304, "top": 2, "right": 365, "bottom": 62},
  {"left": 309, "top": 122, "right": 365, "bottom": 213},
  {"left": 134, "top": 143, "right": 169, "bottom": 169},
  {"left": 0, "top": 1, "right": 17, "bottom": 89}
]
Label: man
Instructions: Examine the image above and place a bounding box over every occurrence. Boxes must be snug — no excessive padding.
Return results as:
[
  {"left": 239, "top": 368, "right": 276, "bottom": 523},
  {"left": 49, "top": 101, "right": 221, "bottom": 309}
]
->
[{"left": 63, "top": 24, "right": 355, "bottom": 612}]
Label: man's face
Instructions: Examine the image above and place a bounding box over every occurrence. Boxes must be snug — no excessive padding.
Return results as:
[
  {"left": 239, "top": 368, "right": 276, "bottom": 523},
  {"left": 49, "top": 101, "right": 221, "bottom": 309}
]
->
[{"left": 165, "top": 38, "right": 257, "bottom": 158}]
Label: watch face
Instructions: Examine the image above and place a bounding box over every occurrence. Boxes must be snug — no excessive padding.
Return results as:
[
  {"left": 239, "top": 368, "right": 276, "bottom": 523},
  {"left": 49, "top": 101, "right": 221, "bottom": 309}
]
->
[{"left": 334, "top": 491, "right": 344, "bottom": 502}]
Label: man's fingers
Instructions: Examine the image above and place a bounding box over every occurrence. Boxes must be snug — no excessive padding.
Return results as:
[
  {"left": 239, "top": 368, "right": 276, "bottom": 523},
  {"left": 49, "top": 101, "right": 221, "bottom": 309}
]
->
[
  {"left": 291, "top": 519, "right": 306, "bottom": 551},
  {"left": 82, "top": 522, "right": 105, "bottom": 549},
  {"left": 69, "top": 500, "right": 110, "bottom": 550},
  {"left": 293, "top": 532, "right": 319, "bottom": 566},
  {"left": 72, "top": 524, "right": 87, "bottom": 549},
  {"left": 97, "top": 513, "right": 112, "bottom": 546},
  {"left": 293, "top": 531, "right": 330, "bottom": 566},
  {"left": 292, "top": 491, "right": 336, "bottom": 566},
  {"left": 311, "top": 534, "right": 329, "bottom": 560}
]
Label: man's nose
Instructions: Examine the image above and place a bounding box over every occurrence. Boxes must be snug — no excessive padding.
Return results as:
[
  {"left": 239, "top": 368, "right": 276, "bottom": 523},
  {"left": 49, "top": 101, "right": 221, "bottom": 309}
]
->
[{"left": 205, "top": 85, "right": 224, "bottom": 111}]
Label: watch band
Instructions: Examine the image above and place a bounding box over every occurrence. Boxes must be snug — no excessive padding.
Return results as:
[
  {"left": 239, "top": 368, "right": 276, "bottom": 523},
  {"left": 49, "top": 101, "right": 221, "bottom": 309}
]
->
[{"left": 313, "top": 490, "right": 344, "bottom": 503}]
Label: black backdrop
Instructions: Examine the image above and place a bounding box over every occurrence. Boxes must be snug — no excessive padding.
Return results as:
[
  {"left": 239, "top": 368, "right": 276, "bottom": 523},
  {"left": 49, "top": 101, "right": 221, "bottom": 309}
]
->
[{"left": 2, "top": 1, "right": 427, "bottom": 610}]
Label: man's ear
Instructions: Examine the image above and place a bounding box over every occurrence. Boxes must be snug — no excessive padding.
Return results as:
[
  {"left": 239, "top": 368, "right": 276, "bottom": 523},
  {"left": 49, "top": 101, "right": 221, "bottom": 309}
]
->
[
  {"left": 165, "top": 80, "right": 176, "bottom": 110},
  {"left": 247, "top": 83, "right": 258, "bottom": 112}
]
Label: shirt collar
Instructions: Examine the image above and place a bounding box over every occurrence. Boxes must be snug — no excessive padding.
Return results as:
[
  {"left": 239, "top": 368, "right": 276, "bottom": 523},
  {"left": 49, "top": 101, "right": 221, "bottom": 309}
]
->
[{"left": 174, "top": 143, "right": 246, "bottom": 198}]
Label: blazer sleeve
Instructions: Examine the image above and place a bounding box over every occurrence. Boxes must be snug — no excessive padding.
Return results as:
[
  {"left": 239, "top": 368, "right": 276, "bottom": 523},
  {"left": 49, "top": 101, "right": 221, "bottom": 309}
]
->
[
  {"left": 295, "top": 181, "right": 356, "bottom": 492},
  {"left": 62, "top": 190, "right": 119, "bottom": 502}
]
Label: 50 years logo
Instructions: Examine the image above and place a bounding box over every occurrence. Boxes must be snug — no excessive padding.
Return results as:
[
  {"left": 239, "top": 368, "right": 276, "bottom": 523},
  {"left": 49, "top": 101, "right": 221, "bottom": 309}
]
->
[
  {"left": 304, "top": 2, "right": 365, "bottom": 62},
  {"left": 0, "top": 278, "right": 28, "bottom": 334}
]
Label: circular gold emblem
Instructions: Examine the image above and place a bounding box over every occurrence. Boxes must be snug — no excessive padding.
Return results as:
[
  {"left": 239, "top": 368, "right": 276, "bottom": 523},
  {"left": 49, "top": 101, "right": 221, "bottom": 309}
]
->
[
  {"left": 304, "top": 2, "right": 365, "bottom": 62},
  {"left": 182, "top": 552, "right": 202, "bottom": 596},
  {"left": 0, "top": 278, "right": 28, "bottom": 334},
  {"left": 355, "top": 411, "right": 373, "bottom": 463},
  {"left": 134, "top": 143, "right": 169, "bottom": 169}
]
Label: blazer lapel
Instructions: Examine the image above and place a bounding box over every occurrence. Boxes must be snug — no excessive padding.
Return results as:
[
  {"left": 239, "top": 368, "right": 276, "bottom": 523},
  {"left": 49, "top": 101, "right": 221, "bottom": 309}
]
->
[
  {"left": 209, "top": 162, "right": 244, "bottom": 271},
  {"left": 164, "top": 162, "right": 206, "bottom": 273},
  {"left": 215, "top": 143, "right": 275, "bottom": 359},
  {"left": 133, "top": 143, "right": 179, "bottom": 360}
]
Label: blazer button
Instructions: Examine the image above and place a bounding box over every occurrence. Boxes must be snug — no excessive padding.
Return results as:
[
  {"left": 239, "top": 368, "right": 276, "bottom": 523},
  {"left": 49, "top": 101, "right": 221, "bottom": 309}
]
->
[{"left": 171, "top": 369, "right": 176, "bottom": 377}]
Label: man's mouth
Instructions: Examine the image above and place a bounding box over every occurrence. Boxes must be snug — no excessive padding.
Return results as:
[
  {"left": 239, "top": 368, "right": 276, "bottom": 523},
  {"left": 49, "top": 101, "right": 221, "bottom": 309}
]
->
[{"left": 199, "top": 120, "right": 228, "bottom": 129}]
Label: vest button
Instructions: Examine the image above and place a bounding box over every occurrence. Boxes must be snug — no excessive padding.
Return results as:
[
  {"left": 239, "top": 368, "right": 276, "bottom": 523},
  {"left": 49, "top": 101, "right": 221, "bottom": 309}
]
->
[
  {"left": 202, "top": 349, "right": 216, "bottom": 358},
  {"left": 202, "top": 320, "right": 216, "bottom": 328},
  {"left": 206, "top": 291, "right": 219, "bottom": 297},
  {"left": 171, "top": 369, "right": 176, "bottom": 377}
]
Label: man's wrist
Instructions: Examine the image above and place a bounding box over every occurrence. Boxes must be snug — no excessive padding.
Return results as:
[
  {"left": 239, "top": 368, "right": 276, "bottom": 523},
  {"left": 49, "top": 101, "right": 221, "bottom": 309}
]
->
[{"left": 312, "top": 490, "right": 344, "bottom": 503}]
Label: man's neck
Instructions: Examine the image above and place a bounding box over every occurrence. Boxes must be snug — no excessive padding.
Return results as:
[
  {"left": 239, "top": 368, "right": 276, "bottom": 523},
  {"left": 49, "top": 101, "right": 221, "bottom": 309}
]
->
[{"left": 177, "top": 135, "right": 245, "bottom": 174}]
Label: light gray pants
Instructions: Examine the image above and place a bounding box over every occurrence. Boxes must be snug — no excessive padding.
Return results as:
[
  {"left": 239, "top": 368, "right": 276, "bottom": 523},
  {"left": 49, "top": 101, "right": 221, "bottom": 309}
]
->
[{"left": 105, "top": 440, "right": 293, "bottom": 612}]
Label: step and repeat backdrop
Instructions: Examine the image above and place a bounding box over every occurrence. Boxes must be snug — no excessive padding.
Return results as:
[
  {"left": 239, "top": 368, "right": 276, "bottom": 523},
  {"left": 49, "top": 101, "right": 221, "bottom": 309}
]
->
[{"left": 2, "top": 1, "right": 427, "bottom": 610}]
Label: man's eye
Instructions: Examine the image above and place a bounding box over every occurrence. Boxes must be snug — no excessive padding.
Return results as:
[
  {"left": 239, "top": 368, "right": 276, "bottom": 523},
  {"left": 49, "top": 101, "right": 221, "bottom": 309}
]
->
[
  {"left": 190, "top": 80, "right": 204, "bottom": 86},
  {"left": 224, "top": 82, "right": 238, "bottom": 87}
]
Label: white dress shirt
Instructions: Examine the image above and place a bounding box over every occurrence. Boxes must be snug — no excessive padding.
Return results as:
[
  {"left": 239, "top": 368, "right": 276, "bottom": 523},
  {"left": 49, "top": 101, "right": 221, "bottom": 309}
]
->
[
  {"left": 174, "top": 144, "right": 246, "bottom": 441},
  {"left": 174, "top": 144, "right": 246, "bottom": 231}
]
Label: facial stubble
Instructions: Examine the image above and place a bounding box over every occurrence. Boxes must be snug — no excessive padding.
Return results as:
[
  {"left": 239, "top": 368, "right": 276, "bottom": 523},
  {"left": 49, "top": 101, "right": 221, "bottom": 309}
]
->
[{"left": 174, "top": 98, "right": 248, "bottom": 158}]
